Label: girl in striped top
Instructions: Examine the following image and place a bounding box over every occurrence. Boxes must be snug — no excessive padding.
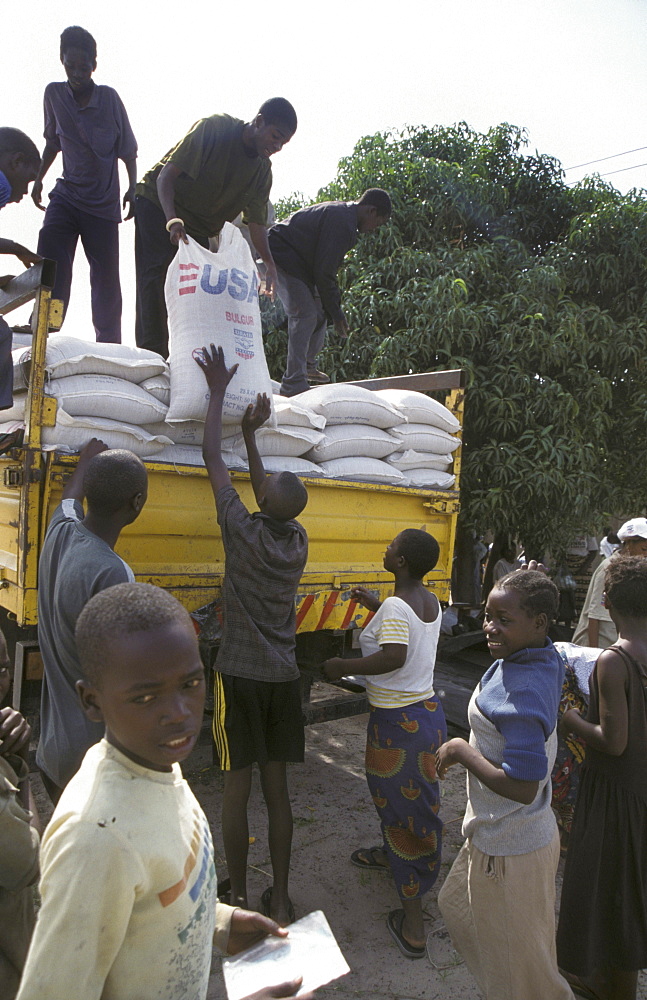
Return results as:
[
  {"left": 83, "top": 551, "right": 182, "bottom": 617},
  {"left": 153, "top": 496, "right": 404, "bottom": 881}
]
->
[{"left": 323, "top": 529, "right": 445, "bottom": 959}]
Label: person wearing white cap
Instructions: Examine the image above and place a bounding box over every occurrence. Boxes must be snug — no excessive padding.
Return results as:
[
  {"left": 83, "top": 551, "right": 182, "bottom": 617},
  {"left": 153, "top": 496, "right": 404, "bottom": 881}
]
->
[{"left": 572, "top": 517, "right": 647, "bottom": 648}]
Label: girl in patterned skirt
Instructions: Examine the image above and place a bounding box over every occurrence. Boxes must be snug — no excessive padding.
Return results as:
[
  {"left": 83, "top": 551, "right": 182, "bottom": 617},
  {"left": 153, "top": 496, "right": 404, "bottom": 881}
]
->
[{"left": 323, "top": 529, "right": 445, "bottom": 959}]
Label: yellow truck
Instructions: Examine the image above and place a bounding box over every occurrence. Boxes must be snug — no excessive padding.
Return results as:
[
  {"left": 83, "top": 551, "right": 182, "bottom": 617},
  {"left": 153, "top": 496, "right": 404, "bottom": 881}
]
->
[{"left": 0, "top": 263, "right": 465, "bottom": 720}]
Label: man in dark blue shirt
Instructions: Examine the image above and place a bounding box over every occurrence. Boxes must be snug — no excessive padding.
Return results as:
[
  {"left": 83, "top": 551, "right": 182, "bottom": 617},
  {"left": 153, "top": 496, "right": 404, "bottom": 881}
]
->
[
  {"left": 0, "top": 127, "right": 41, "bottom": 411},
  {"left": 31, "top": 26, "right": 137, "bottom": 344},
  {"left": 268, "top": 189, "right": 391, "bottom": 396}
]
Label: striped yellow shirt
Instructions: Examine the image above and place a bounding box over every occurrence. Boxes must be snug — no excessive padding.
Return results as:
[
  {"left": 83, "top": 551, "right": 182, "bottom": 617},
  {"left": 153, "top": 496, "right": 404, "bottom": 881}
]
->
[{"left": 359, "top": 596, "right": 440, "bottom": 709}]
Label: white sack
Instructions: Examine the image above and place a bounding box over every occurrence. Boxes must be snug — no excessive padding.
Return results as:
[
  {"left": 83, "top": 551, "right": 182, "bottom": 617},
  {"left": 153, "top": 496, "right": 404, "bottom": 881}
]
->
[
  {"left": 49, "top": 374, "right": 168, "bottom": 425},
  {"left": 261, "top": 455, "right": 324, "bottom": 476},
  {"left": 402, "top": 468, "right": 456, "bottom": 488},
  {"left": 160, "top": 421, "right": 205, "bottom": 446},
  {"left": 270, "top": 378, "right": 282, "bottom": 394},
  {"left": 41, "top": 410, "right": 172, "bottom": 457},
  {"left": 11, "top": 333, "right": 32, "bottom": 350},
  {"left": 0, "top": 420, "right": 24, "bottom": 435},
  {"left": 273, "top": 395, "right": 325, "bottom": 430},
  {"left": 144, "top": 422, "right": 242, "bottom": 449},
  {"left": 144, "top": 445, "right": 249, "bottom": 470},
  {"left": 140, "top": 373, "right": 171, "bottom": 405},
  {"left": 230, "top": 424, "right": 323, "bottom": 458},
  {"left": 145, "top": 444, "right": 205, "bottom": 466},
  {"left": 386, "top": 449, "right": 453, "bottom": 471},
  {"left": 12, "top": 348, "right": 31, "bottom": 391},
  {"left": 317, "top": 457, "right": 406, "bottom": 485},
  {"left": 41, "top": 335, "right": 167, "bottom": 382},
  {"left": 375, "top": 388, "right": 460, "bottom": 432},
  {"left": 291, "top": 383, "right": 405, "bottom": 429},
  {"left": 396, "top": 423, "right": 461, "bottom": 454},
  {"left": 0, "top": 392, "right": 26, "bottom": 422},
  {"left": 225, "top": 451, "right": 249, "bottom": 470},
  {"left": 165, "top": 228, "right": 275, "bottom": 426},
  {"left": 306, "top": 425, "right": 402, "bottom": 463}
]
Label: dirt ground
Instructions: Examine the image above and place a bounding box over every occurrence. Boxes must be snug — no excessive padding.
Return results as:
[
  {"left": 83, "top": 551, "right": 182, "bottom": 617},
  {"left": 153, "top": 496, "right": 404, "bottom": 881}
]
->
[{"left": 30, "top": 694, "right": 647, "bottom": 1000}]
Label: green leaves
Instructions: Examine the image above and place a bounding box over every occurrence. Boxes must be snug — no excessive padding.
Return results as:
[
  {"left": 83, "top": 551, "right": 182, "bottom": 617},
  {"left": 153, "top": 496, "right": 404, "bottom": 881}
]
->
[{"left": 262, "top": 122, "right": 647, "bottom": 552}]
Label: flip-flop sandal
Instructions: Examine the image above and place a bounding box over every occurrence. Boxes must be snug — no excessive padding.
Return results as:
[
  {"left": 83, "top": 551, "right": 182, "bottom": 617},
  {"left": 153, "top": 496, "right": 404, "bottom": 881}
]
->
[
  {"left": 350, "top": 846, "right": 389, "bottom": 871},
  {"left": 260, "top": 886, "right": 296, "bottom": 925},
  {"left": 559, "top": 970, "right": 603, "bottom": 1000},
  {"left": 386, "top": 909, "right": 426, "bottom": 960}
]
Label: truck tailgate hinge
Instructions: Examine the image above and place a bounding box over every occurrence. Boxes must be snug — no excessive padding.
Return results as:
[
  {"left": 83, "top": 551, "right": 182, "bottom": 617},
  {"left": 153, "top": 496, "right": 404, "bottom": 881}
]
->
[{"left": 3, "top": 466, "right": 23, "bottom": 487}]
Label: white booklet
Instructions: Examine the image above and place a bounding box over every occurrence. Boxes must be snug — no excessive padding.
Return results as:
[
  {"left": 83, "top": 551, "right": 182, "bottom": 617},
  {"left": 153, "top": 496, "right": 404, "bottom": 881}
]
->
[{"left": 222, "top": 910, "right": 350, "bottom": 1000}]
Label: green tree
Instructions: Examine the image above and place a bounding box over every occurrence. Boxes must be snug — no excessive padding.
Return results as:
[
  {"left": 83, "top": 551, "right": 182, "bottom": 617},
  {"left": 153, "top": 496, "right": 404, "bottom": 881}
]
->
[{"left": 262, "top": 123, "right": 647, "bottom": 555}]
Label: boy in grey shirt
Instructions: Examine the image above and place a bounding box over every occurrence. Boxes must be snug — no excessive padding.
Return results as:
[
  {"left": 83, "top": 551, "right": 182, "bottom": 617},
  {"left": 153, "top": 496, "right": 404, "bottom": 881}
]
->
[{"left": 37, "top": 442, "right": 147, "bottom": 801}]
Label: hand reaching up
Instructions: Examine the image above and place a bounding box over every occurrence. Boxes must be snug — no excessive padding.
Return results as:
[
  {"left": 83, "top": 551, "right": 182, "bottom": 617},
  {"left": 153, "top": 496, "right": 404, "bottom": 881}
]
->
[
  {"left": 194, "top": 344, "right": 238, "bottom": 396},
  {"left": 242, "top": 393, "right": 271, "bottom": 435}
]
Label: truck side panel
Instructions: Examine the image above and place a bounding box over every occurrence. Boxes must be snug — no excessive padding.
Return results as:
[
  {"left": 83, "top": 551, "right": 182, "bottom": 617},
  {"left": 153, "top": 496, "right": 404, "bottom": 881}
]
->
[{"left": 33, "top": 460, "right": 458, "bottom": 633}]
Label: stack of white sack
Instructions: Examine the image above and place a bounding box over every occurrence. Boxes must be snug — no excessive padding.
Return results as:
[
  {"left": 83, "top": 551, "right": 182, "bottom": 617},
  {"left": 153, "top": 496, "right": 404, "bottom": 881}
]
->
[
  {"left": 143, "top": 394, "right": 326, "bottom": 476},
  {"left": 288, "top": 383, "right": 407, "bottom": 484},
  {"left": 5, "top": 336, "right": 173, "bottom": 457},
  {"left": 374, "top": 388, "right": 460, "bottom": 488}
]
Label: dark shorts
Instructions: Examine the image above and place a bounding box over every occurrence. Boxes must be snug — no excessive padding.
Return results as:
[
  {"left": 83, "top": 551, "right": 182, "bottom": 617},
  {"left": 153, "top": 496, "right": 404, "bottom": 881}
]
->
[{"left": 213, "top": 673, "right": 305, "bottom": 771}]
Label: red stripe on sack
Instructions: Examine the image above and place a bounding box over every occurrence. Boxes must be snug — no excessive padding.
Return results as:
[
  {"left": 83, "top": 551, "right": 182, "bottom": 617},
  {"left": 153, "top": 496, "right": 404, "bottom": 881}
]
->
[
  {"left": 179, "top": 263, "right": 200, "bottom": 270},
  {"left": 296, "top": 594, "right": 315, "bottom": 628},
  {"left": 179, "top": 287, "right": 197, "bottom": 295},
  {"left": 341, "top": 599, "right": 358, "bottom": 630},
  {"left": 179, "top": 274, "right": 196, "bottom": 282},
  {"left": 316, "top": 591, "right": 340, "bottom": 630}
]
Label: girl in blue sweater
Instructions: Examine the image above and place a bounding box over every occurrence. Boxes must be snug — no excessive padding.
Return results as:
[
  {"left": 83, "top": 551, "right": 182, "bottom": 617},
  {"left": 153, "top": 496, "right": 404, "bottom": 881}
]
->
[{"left": 435, "top": 570, "right": 572, "bottom": 1000}]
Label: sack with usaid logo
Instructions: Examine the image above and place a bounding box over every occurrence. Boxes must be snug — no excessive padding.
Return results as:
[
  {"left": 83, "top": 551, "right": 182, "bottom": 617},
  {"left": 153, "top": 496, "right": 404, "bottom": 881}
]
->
[{"left": 164, "top": 224, "right": 276, "bottom": 426}]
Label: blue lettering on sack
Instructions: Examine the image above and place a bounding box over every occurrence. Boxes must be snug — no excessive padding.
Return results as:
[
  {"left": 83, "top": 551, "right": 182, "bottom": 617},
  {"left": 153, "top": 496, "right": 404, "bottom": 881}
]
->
[
  {"left": 247, "top": 270, "right": 259, "bottom": 303},
  {"left": 228, "top": 268, "right": 248, "bottom": 301},
  {"left": 199, "top": 265, "right": 260, "bottom": 303},
  {"left": 200, "top": 266, "right": 228, "bottom": 295},
  {"left": 234, "top": 327, "right": 254, "bottom": 360}
]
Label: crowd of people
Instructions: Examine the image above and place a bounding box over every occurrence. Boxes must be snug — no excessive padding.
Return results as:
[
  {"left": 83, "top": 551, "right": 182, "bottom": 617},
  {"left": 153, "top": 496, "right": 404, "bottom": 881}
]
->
[
  {"left": 1, "top": 20, "right": 647, "bottom": 1000},
  {"left": 1, "top": 341, "right": 645, "bottom": 1000}
]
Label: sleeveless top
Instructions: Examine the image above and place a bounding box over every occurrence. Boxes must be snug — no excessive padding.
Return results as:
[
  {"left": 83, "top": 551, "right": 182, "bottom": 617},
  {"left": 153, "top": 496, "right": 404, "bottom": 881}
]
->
[{"left": 584, "top": 644, "right": 647, "bottom": 803}]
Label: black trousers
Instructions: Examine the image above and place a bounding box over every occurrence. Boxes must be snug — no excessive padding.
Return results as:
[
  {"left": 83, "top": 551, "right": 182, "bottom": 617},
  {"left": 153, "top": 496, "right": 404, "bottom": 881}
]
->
[
  {"left": 134, "top": 195, "right": 208, "bottom": 359},
  {"left": 37, "top": 193, "right": 122, "bottom": 343}
]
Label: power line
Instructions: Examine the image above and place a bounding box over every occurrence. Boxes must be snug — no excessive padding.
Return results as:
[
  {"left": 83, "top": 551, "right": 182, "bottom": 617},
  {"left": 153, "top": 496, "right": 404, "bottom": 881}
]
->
[
  {"left": 567, "top": 160, "right": 647, "bottom": 186},
  {"left": 600, "top": 161, "right": 647, "bottom": 178},
  {"left": 564, "top": 146, "right": 647, "bottom": 171}
]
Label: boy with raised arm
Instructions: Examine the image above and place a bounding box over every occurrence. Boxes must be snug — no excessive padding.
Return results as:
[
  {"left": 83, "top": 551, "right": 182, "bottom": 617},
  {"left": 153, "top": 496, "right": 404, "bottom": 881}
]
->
[
  {"left": 16, "top": 582, "right": 310, "bottom": 1000},
  {"left": 196, "top": 346, "right": 308, "bottom": 926}
]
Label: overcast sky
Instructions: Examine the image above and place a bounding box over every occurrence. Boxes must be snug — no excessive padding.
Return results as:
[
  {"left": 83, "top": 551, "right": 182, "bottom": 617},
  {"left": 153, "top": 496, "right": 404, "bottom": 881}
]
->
[{"left": 4, "top": 0, "right": 646, "bottom": 341}]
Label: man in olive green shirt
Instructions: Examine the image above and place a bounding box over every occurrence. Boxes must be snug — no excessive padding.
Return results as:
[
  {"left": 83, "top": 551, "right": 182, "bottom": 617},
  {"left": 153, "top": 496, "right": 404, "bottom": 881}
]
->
[{"left": 134, "top": 97, "right": 297, "bottom": 358}]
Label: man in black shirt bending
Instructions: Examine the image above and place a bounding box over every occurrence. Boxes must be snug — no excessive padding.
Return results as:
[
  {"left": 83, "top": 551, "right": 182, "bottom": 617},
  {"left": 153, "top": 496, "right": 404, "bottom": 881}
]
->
[{"left": 268, "top": 188, "right": 391, "bottom": 396}]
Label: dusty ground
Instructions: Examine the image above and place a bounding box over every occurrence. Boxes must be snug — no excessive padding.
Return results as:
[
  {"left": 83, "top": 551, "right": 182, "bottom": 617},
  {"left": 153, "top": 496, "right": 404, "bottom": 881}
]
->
[{"left": 29, "top": 692, "right": 647, "bottom": 1000}]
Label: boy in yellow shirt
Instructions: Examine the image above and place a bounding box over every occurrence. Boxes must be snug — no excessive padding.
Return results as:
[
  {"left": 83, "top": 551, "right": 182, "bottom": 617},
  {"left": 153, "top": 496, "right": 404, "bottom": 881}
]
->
[{"left": 17, "top": 582, "right": 310, "bottom": 1000}]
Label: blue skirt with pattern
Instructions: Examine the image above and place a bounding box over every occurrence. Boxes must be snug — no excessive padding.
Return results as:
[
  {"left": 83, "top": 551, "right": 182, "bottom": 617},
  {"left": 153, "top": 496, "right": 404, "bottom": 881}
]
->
[{"left": 365, "top": 695, "right": 446, "bottom": 900}]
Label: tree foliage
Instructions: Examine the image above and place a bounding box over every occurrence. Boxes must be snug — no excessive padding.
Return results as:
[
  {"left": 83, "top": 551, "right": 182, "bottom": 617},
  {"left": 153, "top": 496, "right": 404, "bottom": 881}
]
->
[{"left": 262, "top": 123, "right": 647, "bottom": 553}]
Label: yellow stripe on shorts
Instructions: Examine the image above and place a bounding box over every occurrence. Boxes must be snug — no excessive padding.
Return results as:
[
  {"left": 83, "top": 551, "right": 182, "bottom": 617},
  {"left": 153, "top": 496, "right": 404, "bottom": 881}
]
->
[{"left": 212, "top": 672, "right": 231, "bottom": 771}]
